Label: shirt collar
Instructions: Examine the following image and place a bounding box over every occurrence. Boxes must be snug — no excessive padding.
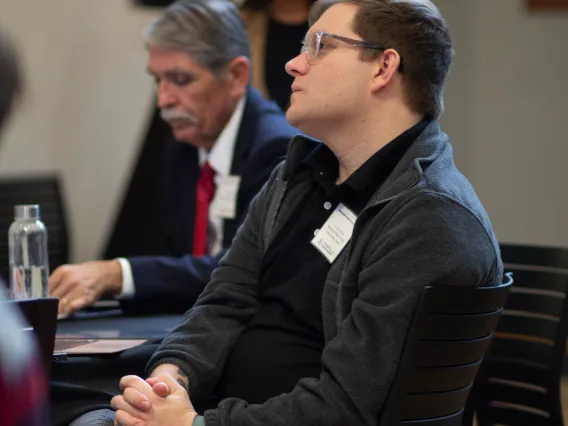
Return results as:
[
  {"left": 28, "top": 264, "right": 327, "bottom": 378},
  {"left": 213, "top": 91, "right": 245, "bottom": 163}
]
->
[
  {"left": 302, "top": 119, "right": 430, "bottom": 187},
  {"left": 342, "top": 118, "right": 430, "bottom": 192},
  {"left": 299, "top": 119, "right": 431, "bottom": 212},
  {"left": 198, "top": 96, "right": 246, "bottom": 177}
]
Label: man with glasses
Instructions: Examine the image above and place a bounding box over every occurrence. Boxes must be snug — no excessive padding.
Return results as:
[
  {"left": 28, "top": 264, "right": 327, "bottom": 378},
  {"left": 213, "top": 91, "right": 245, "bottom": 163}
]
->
[{"left": 75, "top": 1, "right": 503, "bottom": 425}]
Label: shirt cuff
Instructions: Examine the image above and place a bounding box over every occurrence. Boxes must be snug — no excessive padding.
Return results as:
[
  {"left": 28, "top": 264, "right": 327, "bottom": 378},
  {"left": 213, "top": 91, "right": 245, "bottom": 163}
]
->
[
  {"left": 116, "top": 258, "right": 135, "bottom": 298},
  {"left": 192, "top": 416, "right": 205, "bottom": 426}
]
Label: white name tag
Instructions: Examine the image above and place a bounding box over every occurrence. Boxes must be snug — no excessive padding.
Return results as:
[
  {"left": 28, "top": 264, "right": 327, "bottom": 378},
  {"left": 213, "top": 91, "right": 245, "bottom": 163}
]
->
[
  {"left": 210, "top": 175, "right": 241, "bottom": 219},
  {"left": 311, "top": 203, "right": 357, "bottom": 263}
]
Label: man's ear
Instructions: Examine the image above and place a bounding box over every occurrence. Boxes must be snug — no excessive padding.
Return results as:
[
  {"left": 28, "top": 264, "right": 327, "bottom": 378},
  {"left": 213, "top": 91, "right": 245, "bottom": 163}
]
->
[
  {"left": 226, "top": 56, "right": 250, "bottom": 98},
  {"left": 370, "top": 48, "right": 402, "bottom": 93}
]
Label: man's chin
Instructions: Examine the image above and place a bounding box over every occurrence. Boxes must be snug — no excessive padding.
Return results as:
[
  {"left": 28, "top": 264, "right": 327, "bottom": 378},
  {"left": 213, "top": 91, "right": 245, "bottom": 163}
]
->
[
  {"left": 170, "top": 125, "right": 195, "bottom": 143},
  {"left": 285, "top": 107, "right": 301, "bottom": 126},
  {"left": 172, "top": 129, "right": 195, "bottom": 145},
  {"left": 171, "top": 130, "right": 214, "bottom": 149},
  {"left": 286, "top": 107, "right": 309, "bottom": 130}
]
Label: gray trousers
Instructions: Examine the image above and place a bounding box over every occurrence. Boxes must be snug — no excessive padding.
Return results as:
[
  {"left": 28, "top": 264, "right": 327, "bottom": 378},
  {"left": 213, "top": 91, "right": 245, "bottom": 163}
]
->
[{"left": 69, "top": 409, "right": 115, "bottom": 426}]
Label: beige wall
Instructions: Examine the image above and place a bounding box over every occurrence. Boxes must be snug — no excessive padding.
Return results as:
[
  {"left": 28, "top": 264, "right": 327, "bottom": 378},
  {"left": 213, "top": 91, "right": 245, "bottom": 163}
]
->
[
  {"left": 0, "top": 0, "right": 160, "bottom": 261},
  {"left": 436, "top": 0, "right": 568, "bottom": 247},
  {"left": 0, "top": 0, "right": 567, "bottom": 262}
]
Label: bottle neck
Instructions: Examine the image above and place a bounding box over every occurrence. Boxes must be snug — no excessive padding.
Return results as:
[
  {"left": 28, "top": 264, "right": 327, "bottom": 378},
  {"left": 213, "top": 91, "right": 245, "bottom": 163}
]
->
[{"left": 14, "top": 217, "right": 41, "bottom": 222}]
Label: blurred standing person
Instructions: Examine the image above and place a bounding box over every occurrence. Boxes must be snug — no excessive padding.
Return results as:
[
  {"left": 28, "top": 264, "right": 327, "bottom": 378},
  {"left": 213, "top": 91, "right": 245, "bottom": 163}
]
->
[
  {"left": 0, "top": 29, "right": 22, "bottom": 132},
  {"left": 0, "top": 28, "right": 50, "bottom": 426},
  {"left": 0, "top": 299, "right": 49, "bottom": 426},
  {"left": 241, "top": 0, "right": 315, "bottom": 110}
]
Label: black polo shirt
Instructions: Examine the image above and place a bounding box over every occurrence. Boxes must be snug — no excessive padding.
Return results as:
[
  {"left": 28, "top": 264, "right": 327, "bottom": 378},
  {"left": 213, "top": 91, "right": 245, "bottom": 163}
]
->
[{"left": 216, "top": 120, "right": 430, "bottom": 404}]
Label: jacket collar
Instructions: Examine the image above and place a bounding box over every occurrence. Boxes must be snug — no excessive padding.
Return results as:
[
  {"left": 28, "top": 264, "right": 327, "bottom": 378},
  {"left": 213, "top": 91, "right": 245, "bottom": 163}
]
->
[
  {"left": 230, "top": 87, "right": 280, "bottom": 175},
  {"left": 283, "top": 121, "right": 449, "bottom": 206}
]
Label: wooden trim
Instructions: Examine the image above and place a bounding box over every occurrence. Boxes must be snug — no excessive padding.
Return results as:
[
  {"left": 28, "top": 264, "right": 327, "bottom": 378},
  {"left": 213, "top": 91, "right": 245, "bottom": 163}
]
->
[{"left": 527, "top": 0, "right": 568, "bottom": 10}]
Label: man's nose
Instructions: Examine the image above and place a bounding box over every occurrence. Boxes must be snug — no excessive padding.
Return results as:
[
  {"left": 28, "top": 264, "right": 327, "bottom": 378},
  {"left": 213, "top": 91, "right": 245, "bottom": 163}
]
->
[
  {"left": 285, "top": 52, "right": 308, "bottom": 77},
  {"left": 157, "top": 82, "right": 176, "bottom": 109}
]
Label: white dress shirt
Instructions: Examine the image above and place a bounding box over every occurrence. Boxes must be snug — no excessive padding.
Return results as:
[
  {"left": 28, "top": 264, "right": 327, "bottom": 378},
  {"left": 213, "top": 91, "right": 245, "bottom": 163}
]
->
[{"left": 118, "top": 97, "right": 246, "bottom": 297}]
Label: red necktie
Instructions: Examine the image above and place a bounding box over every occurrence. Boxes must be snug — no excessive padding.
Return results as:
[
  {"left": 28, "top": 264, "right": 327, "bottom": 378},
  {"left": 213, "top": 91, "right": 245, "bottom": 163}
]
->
[{"left": 193, "top": 162, "right": 216, "bottom": 256}]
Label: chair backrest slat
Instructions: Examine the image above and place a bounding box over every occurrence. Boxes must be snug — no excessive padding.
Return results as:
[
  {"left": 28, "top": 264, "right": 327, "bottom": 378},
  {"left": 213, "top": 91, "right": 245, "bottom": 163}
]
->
[
  {"left": 469, "top": 243, "right": 568, "bottom": 426},
  {"left": 505, "top": 269, "right": 568, "bottom": 293},
  {"left": 483, "top": 359, "right": 549, "bottom": 389},
  {"left": 477, "top": 403, "right": 551, "bottom": 426},
  {"left": 414, "top": 337, "right": 493, "bottom": 367},
  {"left": 415, "top": 311, "right": 502, "bottom": 340},
  {"left": 496, "top": 312, "right": 559, "bottom": 342},
  {"left": 406, "top": 362, "right": 482, "bottom": 394},
  {"left": 489, "top": 335, "right": 553, "bottom": 368},
  {"left": 483, "top": 378, "right": 550, "bottom": 412},
  {"left": 419, "top": 284, "right": 510, "bottom": 313},
  {"left": 505, "top": 290, "right": 564, "bottom": 317},
  {"left": 400, "top": 386, "right": 471, "bottom": 420},
  {"left": 400, "top": 411, "right": 464, "bottom": 426},
  {"left": 378, "top": 275, "right": 512, "bottom": 426}
]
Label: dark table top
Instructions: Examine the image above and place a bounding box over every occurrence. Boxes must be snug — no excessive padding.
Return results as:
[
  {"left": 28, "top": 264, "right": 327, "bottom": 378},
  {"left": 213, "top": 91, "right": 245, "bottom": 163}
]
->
[{"left": 56, "top": 309, "right": 183, "bottom": 339}]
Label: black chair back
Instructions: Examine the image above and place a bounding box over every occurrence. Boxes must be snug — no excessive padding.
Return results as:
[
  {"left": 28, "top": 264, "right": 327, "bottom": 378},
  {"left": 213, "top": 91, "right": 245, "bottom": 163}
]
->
[
  {"left": 379, "top": 275, "right": 513, "bottom": 426},
  {"left": 0, "top": 175, "right": 70, "bottom": 282},
  {"left": 471, "top": 244, "right": 568, "bottom": 426}
]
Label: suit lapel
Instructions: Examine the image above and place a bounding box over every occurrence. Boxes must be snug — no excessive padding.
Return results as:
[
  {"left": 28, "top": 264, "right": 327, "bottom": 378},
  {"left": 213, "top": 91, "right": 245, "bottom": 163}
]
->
[
  {"left": 223, "top": 89, "right": 262, "bottom": 245},
  {"left": 230, "top": 89, "right": 259, "bottom": 177},
  {"left": 165, "top": 141, "right": 200, "bottom": 255}
]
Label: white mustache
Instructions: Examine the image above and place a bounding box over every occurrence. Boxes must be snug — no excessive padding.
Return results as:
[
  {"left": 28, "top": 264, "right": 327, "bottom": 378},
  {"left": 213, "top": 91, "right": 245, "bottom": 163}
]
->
[{"left": 160, "top": 108, "right": 198, "bottom": 124}]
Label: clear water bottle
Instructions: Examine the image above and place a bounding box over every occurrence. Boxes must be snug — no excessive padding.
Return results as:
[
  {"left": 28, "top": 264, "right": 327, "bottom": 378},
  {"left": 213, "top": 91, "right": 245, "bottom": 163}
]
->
[{"left": 9, "top": 205, "right": 49, "bottom": 299}]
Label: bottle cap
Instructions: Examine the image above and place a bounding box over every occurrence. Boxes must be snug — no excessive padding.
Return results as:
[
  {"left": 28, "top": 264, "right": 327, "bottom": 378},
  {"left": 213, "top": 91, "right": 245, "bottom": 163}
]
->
[{"left": 14, "top": 205, "right": 40, "bottom": 220}]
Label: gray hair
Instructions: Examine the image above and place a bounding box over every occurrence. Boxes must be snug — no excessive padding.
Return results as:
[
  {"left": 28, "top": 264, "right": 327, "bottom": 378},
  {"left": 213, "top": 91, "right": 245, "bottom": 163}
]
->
[
  {"left": 0, "top": 28, "right": 21, "bottom": 131},
  {"left": 143, "top": 0, "right": 251, "bottom": 77}
]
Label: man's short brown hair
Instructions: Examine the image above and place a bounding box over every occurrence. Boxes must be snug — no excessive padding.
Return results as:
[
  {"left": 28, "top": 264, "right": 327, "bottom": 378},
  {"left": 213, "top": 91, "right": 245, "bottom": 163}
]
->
[{"left": 310, "top": 0, "right": 453, "bottom": 119}]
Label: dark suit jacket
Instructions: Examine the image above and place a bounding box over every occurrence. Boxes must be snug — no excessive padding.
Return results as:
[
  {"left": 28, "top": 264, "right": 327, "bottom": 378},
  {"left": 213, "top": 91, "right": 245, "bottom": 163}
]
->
[{"left": 123, "top": 88, "right": 297, "bottom": 313}]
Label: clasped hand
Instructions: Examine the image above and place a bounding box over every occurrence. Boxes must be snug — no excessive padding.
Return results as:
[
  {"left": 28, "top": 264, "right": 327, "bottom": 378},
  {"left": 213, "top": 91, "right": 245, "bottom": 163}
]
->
[{"left": 111, "top": 374, "right": 198, "bottom": 426}]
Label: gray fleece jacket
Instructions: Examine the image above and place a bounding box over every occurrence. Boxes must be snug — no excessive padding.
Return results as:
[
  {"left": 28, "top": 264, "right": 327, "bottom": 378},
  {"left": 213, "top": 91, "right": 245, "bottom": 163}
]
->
[{"left": 147, "top": 121, "right": 503, "bottom": 426}]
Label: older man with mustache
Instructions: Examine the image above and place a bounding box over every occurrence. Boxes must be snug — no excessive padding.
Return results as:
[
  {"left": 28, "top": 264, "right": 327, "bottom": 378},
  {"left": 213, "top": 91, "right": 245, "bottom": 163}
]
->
[{"left": 49, "top": 0, "right": 298, "bottom": 316}]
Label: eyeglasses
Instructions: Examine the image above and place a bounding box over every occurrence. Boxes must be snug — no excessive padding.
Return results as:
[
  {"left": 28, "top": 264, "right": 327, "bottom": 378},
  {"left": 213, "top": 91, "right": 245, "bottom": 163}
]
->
[{"left": 301, "top": 31, "right": 404, "bottom": 71}]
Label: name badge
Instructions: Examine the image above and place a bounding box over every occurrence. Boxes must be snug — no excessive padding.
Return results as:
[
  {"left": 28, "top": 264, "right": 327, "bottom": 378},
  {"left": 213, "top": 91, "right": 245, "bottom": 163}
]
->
[
  {"left": 311, "top": 203, "right": 357, "bottom": 263},
  {"left": 210, "top": 175, "right": 241, "bottom": 219}
]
